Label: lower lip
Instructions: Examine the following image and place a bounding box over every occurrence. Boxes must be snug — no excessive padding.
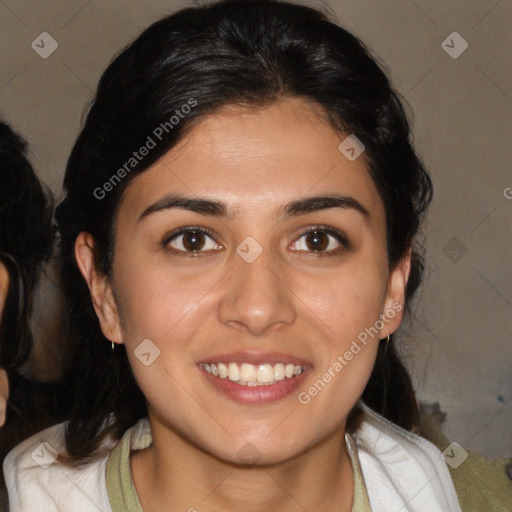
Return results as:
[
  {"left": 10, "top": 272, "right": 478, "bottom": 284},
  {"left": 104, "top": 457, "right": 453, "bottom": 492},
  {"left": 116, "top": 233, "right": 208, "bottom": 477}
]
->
[{"left": 199, "top": 367, "right": 309, "bottom": 404}]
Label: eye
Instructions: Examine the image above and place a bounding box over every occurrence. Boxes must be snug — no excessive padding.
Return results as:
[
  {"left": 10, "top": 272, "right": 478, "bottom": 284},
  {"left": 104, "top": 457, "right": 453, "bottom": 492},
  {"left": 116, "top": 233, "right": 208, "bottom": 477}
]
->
[
  {"left": 163, "top": 227, "right": 222, "bottom": 255},
  {"left": 289, "top": 226, "right": 349, "bottom": 256}
]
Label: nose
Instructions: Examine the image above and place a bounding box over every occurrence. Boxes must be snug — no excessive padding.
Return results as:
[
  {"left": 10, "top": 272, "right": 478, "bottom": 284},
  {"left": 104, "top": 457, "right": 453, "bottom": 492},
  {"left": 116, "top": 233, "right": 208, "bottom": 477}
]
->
[{"left": 217, "top": 249, "right": 297, "bottom": 337}]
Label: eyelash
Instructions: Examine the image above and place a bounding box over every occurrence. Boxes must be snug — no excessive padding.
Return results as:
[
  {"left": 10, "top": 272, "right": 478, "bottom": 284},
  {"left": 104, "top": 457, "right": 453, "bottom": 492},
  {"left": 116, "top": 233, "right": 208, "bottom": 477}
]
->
[
  {"left": 162, "top": 225, "right": 350, "bottom": 257},
  {"left": 293, "top": 225, "right": 350, "bottom": 257}
]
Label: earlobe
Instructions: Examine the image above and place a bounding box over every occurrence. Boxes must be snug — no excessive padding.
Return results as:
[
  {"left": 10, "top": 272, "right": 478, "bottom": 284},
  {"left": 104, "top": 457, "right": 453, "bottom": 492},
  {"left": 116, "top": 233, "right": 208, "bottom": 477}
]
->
[{"left": 74, "top": 232, "right": 123, "bottom": 344}]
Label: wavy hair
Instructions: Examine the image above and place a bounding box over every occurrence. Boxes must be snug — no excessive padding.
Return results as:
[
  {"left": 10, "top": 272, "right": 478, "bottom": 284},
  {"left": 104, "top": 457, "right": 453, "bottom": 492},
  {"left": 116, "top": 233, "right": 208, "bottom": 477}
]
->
[{"left": 0, "top": 120, "right": 58, "bottom": 497}]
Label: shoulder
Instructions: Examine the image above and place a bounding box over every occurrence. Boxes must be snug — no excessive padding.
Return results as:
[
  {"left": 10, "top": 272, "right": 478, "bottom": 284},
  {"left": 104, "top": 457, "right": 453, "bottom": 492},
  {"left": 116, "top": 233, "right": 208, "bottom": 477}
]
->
[
  {"left": 3, "top": 421, "right": 115, "bottom": 512},
  {"left": 418, "top": 402, "right": 512, "bottom": 512},
  {"left": 352, "top": 402, "right": 462, "bottom": 511}
]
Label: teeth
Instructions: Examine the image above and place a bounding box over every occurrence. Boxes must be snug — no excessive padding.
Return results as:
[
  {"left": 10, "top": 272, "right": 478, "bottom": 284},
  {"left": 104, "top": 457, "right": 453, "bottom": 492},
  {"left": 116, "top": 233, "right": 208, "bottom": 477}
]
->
[
  {"left": 228, "top": 362, "right": 240, "bottom": 381},
  {"left": 240, "top": 363, "right": 256, "bottom": 382},
  {"left": 256, "top": 364, "right": 274, "bottom": 383},
  {"left": 218, "top": 363, "right": 228, "bottom": 378},
  {"left": 274, "top": 363, "right": 285, "bottom": 381},
  {"left": 201, "top": 362, "right": 306, "bottom": 385}
]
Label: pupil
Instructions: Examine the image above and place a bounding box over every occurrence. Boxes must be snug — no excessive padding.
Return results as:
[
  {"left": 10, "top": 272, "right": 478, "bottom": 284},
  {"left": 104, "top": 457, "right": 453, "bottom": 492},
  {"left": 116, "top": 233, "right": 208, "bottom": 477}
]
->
[
  {"left": 306, "top": 231, "right": 328, "bottom": 251},
  {"left": 183, "top": 232, "right": 204, "bottom": 251}
]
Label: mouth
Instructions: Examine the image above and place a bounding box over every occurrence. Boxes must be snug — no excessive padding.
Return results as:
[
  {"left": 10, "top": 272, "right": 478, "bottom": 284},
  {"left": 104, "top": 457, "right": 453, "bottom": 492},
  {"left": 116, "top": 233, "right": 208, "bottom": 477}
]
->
[
  {"left": 197, "top": 352, "right": 312, "bottom": 404},
  {"left": 199, "top": 361, "right": 305, "bottom": 386}
]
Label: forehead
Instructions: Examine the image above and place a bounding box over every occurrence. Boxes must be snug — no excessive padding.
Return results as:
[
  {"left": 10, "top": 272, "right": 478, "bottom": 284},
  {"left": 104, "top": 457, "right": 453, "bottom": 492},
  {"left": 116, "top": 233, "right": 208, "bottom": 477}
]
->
[{"left": 120, "top": 97, "right": 383, "bottom": 221}]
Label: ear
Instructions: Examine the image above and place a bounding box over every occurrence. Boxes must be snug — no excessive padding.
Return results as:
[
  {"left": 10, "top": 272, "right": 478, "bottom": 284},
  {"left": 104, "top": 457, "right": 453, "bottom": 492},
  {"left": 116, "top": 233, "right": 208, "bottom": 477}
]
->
[
  {"left": 74, "top": 232, "right": 123, "bottom": 345},
  {"left": 380, "top": 246, "right": 412, "bottom": 338}
]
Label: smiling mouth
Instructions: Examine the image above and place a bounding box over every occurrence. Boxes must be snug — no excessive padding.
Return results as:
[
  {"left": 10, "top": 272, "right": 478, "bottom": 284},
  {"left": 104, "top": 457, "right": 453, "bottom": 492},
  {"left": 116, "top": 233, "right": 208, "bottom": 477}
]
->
[{"left": 199, "top": 362, "right": 306, "bottom": 386}]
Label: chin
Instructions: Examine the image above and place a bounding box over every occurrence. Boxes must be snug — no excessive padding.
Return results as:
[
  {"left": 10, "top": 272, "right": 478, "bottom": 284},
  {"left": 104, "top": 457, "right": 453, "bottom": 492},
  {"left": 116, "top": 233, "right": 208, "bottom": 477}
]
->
[{"left": 204, "top": 433, "right": 307, "bottom": 467}]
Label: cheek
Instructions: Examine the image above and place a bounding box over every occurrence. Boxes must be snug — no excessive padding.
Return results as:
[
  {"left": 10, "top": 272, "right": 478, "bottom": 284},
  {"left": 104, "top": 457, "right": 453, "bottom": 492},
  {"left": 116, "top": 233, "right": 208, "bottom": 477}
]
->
[
  {"left": 113, "top": 257, "right": 202, "bottom": 340},
  {"left": 293, "top": 267, "right": 385, "bottom": 426},
  {"left": 293, "top": 258, "right": 387, "bottom": 400},
  {"left": 299, "top": 261, "right": 388, "bottom": 343},
  {"left": 116, "top": 267, "right": 205, "bottom": 413}
]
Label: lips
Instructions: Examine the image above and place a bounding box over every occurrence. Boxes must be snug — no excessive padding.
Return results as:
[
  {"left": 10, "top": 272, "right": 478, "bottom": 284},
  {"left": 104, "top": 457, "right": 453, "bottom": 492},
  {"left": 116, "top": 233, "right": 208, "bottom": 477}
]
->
[{"left": 197, "top": 351, "right": 312, "bottom": 404}]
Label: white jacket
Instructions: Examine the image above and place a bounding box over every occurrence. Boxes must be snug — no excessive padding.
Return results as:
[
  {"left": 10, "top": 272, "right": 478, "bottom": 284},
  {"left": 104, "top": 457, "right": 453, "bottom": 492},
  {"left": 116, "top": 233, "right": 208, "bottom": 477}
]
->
[{"left": 3, "top": 403, "right": 462, "bottom": 511}]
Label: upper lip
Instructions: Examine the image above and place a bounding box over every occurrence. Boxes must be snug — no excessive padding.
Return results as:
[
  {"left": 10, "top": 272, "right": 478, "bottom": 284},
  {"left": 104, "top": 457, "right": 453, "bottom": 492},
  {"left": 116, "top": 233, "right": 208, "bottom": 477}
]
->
[{"left": 198, "top": 351, "right": 312, "bottom": 367}]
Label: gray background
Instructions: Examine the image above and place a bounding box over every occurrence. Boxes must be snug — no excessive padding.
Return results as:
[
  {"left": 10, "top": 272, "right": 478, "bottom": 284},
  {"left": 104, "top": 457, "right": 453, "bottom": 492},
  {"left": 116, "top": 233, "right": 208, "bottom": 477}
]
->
[{"left": 0, "top": 0, "right": 510, "bottom": 458}]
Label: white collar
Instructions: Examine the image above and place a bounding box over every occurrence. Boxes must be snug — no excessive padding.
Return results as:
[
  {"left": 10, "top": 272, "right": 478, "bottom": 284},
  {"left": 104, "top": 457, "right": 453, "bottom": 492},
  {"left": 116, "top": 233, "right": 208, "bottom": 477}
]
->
[
  {"left": 127, "top": 402, "right": 461, "bottom": 511},
  {"left": 348, "top": 402, "right": 462, "bottom": 511}
]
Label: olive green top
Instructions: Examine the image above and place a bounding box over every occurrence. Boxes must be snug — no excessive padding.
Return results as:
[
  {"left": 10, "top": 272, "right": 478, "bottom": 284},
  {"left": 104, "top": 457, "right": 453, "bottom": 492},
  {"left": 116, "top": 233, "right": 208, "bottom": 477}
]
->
[
  {"left": 104, "top": 407, "right": 512, "bottom": 512},
  {"left": 105, "top": 421, "right": 372, "bottom": 512}
]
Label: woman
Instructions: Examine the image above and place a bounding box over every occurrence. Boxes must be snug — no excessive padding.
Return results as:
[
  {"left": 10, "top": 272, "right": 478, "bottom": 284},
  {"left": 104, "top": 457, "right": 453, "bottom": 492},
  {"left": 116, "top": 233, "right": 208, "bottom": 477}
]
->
[
  {"left": 4, "top": 1, "right": 508, "bottom": 510},
  {"left": 0, "top": 120, "right": 60, "bottom": 508}
]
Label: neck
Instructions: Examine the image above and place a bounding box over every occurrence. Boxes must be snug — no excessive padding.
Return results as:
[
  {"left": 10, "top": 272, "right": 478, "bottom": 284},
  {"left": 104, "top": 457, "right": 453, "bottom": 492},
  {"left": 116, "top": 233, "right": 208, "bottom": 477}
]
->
[{"left": 131, "top": 418, "right": 354, "bottom": 512}]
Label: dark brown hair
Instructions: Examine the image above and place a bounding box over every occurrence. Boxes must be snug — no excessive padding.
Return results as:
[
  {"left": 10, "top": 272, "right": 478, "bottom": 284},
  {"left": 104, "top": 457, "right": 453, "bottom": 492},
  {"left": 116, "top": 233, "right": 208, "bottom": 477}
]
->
[
  {"left": 0, "top": 120, "right": 59, "bottom": 498},
  {"left": 55, "top": 0, "right": 432, "bottom": 463}
]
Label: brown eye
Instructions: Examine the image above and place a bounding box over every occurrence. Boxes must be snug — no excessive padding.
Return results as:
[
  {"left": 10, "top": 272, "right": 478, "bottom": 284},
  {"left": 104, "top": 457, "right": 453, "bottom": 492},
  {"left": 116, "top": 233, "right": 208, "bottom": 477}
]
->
[
  {"left": 289, "top": 226, "right": 349, "bottom": 256},
  {"left": 165, "top": 227, "right": 220, "bottom": 255},
  {"left": 304, "top": 231, "right": 329, "bottom": 251},
  {"left": 181, "top": 231, "right": 206, "bottom": 251}
]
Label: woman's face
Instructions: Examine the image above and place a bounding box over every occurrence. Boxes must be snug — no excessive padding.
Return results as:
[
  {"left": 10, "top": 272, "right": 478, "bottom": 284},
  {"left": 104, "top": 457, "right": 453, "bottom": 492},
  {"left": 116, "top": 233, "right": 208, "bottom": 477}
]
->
[{"left": 78, "top": 97, "right": 410, "bottom": 464}]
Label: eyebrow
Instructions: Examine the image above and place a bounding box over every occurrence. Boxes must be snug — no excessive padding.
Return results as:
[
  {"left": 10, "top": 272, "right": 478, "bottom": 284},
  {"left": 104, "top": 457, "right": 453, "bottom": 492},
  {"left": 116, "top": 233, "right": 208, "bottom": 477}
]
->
[{"left": 138, "top": 193, "right": 370, "bottom": 222}]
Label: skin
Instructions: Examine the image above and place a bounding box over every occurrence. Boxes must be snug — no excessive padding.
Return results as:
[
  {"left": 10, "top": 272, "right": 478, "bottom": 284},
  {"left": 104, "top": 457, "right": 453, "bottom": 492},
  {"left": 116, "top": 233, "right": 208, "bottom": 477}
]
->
[
  {"left": 0, "top": 262, "right": 10, "bottom": 426},
  {"left": 76, "top": 97, "right": 411, "bottom": 511}
]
